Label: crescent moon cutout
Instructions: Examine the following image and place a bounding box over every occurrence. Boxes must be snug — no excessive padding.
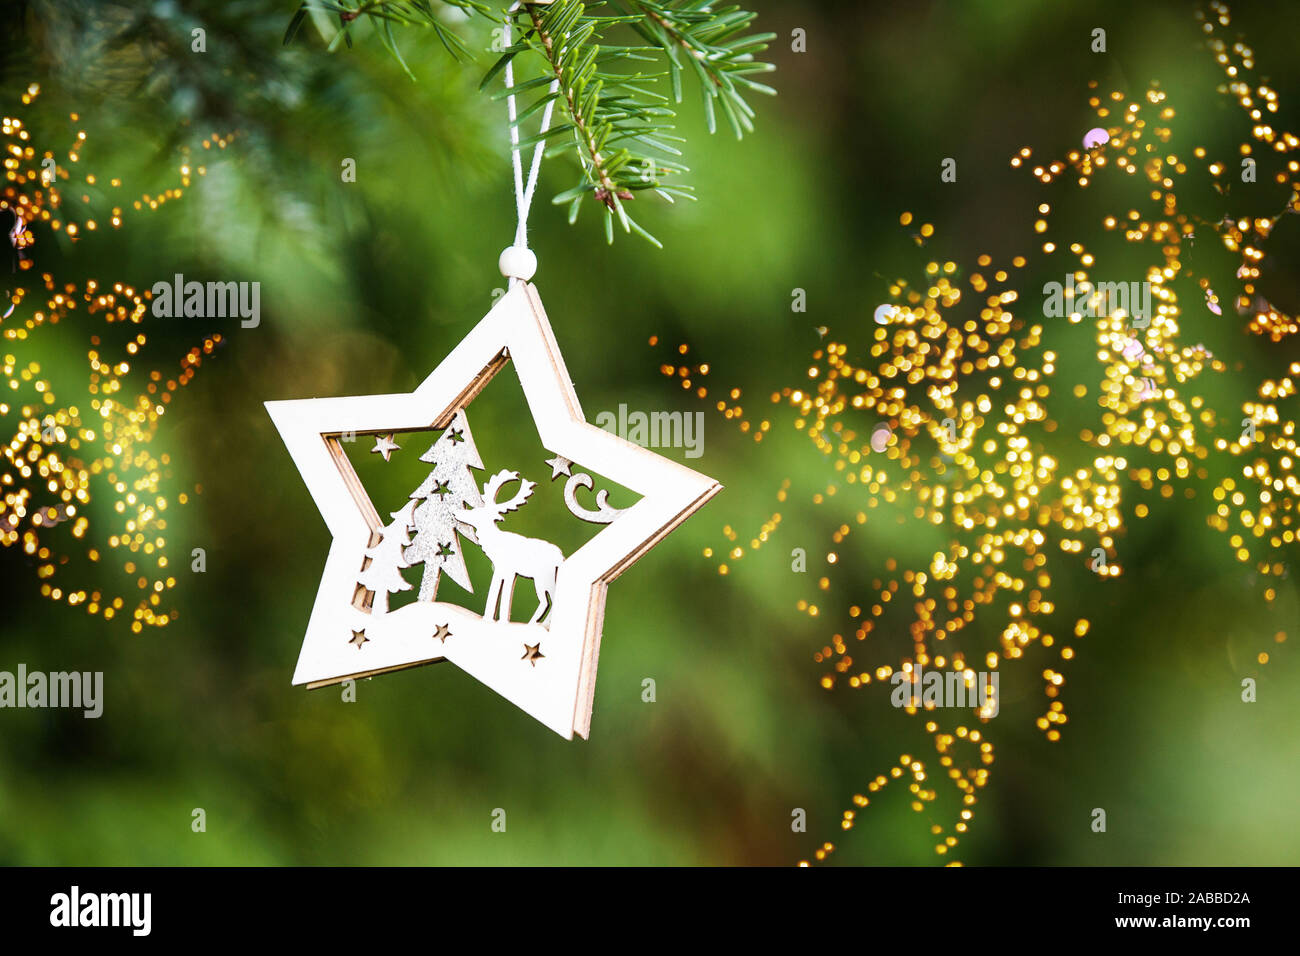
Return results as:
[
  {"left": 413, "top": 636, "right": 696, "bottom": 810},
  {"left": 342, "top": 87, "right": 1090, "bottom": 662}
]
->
[{"left": 563, "top": 472, "right": 627, "bottom": 524}]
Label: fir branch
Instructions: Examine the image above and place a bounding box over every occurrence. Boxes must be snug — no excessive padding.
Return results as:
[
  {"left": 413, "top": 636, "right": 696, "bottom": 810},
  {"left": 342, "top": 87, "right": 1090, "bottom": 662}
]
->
[
  {"left": 286, "top": 1, "right": 492, "bottom": 64},
  {"left": 625, "top": 0, "right": 776, "bottom": 137},
  {"left": 283, "top": 0, "right": 774, "bottom": 244},
  {"left": 525, "top": 2, "right": 658, "bottom": 242}
]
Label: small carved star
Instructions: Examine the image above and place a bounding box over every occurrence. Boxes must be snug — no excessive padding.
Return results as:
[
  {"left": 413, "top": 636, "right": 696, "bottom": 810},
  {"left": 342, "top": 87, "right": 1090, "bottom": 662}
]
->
[
  {"left": 432, "top": 624, "right": 451, "bottom": 643},
  {"left": 545, "top": 455, "right": 573, "bottom": 480},
  {"left": 349, "top": 629, "right": 369, "bottom": 649},
  {"left": 446, "top": 427, "right": 464, "bottom": 443},
  {"left": 430, "top": 479, "right": 451, "bottom": 498},
  {"left": 371, "top": 434, "right": 400, "bottom": 461},
  {"left": 435, "top": 541, "right": 455, "bottom": 558},
  {"left": 521, "top": 643, "right": 545, "bottom": 667}
]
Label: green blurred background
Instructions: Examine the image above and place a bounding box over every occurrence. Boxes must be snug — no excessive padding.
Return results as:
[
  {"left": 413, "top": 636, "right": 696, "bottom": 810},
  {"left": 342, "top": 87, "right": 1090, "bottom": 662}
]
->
[{"left": 0, "top": 0, "right": 1297, "bottom": 865}]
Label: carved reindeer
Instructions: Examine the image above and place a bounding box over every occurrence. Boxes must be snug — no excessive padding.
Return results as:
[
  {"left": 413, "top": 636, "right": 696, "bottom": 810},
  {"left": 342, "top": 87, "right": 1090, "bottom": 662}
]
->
[{"left": 454, "top": 470, "right": 564, "bottom": 625}]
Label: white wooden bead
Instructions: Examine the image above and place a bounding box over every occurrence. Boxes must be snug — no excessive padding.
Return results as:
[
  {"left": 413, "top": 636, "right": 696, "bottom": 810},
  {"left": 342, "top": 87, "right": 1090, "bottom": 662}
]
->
[{"left": 499, "top": 245, "right": 538, "bottom": 281}]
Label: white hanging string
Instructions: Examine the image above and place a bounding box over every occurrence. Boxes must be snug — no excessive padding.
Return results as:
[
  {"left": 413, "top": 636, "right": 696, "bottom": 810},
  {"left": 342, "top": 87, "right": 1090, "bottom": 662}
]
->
[{"left": 501, "top": 0, "right": 561, "bottom": 287}]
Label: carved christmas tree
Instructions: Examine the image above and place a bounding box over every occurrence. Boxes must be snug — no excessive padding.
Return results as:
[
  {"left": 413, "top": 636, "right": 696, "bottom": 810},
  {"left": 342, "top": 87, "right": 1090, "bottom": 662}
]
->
[
  {"left": 356, "top": 499, "right": 417, "bottom": 616},
  {"left": 405, "top": 410, "right": 484, "bottom": 601}
]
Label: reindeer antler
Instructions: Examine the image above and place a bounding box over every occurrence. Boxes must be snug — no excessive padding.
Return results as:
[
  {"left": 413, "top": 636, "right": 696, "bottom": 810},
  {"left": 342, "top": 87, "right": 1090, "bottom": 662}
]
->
[{"left": 482, "top": 469, "right": 537, "bottom": 515}]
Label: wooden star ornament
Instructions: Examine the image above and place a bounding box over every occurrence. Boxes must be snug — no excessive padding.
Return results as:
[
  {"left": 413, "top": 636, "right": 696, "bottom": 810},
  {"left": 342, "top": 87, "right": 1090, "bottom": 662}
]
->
[{"left": 265, "top": 283, "right": 721, "bottom": 738}]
